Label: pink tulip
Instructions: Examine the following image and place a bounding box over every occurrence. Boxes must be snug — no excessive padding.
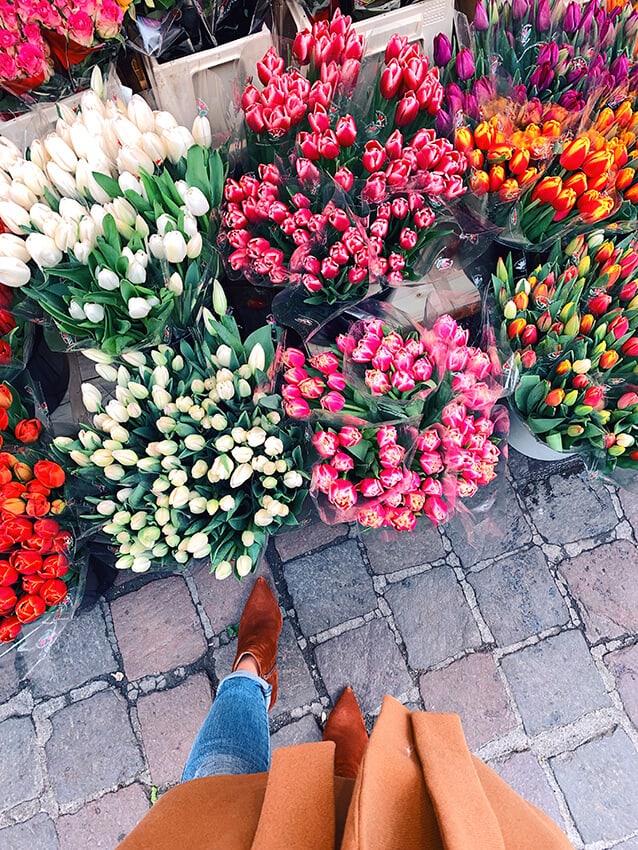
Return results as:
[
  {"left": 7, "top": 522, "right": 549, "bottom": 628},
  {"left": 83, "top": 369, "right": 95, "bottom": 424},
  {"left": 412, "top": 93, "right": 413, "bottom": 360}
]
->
[
  {"left": 379, "top": 467, "right": 403, "bottom": 489},
  {"left": 328, "top": 479, "right": 358, "bottom": 510},
  {"left": 327, "top": 372, "right": 347, "bottom": 391},
  {"left": 412, "top": 357, "right": 433, "bottom": 381},
  {"left": 399, "top": 227, "right": 418, "bottom": 250},
  {"left": 309, "top": 352, "right": 340, "bottom": 374},
  {"left": 302, "top": 274, "right": 323, "bottom": 293},
  {"left": 388, "top": 507, "right": 417, "bottom": 532},
  {"left": 312, "top": 430, "right": 339, "bottom": 458},
  {"left": 404, "top": 491, "right": 426, "bottom": 512},
  {"left": 296, "top": 158, "right": 320, "bottom": 184},
  {"left": 365, "top": 369, "right": 391, "bottom": 394},
  {"left": 284, "top": 397, "right": 311, "bottom": 418},
  {"left": 357, "top": 505, "right": 386, "bottom": 528},
  {"left": 371, "top": 346, "right": 393, "bottom": 371},
  {"left": 338, "top": 426, "right": 363, "bottom": 447},
  {"left": 376, "top": 425, "right": 398, "bottom": 447},
  {"left": 362, "top": 140, "right": 387, "bottom": 173},
  {"left": 391, "top": 371, "right": 415, "bottom": 392},
  {"left": 332, "top": 450, "right": 355, "bottom": 471},
  {"left": 379, "top": 443, "right": 406, "bottom": 468},
  {"left": 321, "top": 391, "right": 346, "bottom": 412},
  {"left": 334, "top": 167, "right": 354, "bottom": 192},
  {"left": 299, "top": 377, "right": 326, "bottom": 399},
  {"left": 359, "top": 477, "right": 384, "bottom": 497},
  {"left": 380, "top": 59, "right": 403, "bottom": 99},
  {"left": 457, "top": 479, "right": 478, "bottom": 498},
  {"left": 312, "top": 463, "right": 339, "bottom": 493},
  {"left": 336, "top": 334, "right": 356, "bottom": 355},
  {"left": 618, "top": 392, "right": 638, "bottom": 409},
  {"left": 424, "top": 495, "right": 448, "bottom": 525},
  {"left": 419, "top": 452, "right": 444, "bottom": 475},
  {"left": 321, "top": 258, "right": 340, "bottom": 279},
  {"left": 385, "top": 129, "right": 404, "bottom": 160},
  {"left": 417, "top": 429, "right": 441, "bottom": 451}
]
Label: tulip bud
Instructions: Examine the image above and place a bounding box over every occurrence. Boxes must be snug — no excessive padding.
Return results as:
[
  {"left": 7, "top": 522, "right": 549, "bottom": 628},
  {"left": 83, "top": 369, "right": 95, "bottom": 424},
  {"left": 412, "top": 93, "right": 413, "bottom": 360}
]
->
[
  {"left": 82, "top": 383, "right": 103, "bottom": 413},
  {"left": 215, "top": 560, "right": 233, "bottom": 580},
  {"left": 0, "top": 256, "right": 30, "bottom": 287},
  {"left": 236, "top": 555, "right": 253, "bottom": 577},
  {"left": 219, "top": 494, "right": 236, "bottom": 512},
  {"left": 192, "top": 114, "right": 212, "bottom": 147}
]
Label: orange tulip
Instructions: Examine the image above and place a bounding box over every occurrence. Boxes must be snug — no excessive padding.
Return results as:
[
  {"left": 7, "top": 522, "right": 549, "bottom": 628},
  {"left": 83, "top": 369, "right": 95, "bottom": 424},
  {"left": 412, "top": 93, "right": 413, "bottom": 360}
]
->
[
  {"left": 555, "top": 360, "right": 571, "bottom": 376},
  {"left": 594, "top": 241, "right": 615, "bottom": 263},
  {"left": 615, "top": 100, "right": 634, "bottom": 128},
  {"left": 545, "top": 388, "right": 565, "bottom": 406},
  {"left": 624, "top": 184, "right": 638, "bottom": 203},
  {"left": 518, "top": 167, "right": 539, "bottom": 189},
  {"left": 469, "top": 169, "right": 490, "bottom": 196},
  {"left": 487, "top": 144, "right": 513, "bottom": 163},
  {"left": 454, "top": 127, "right": 474, "bottom": 153},
  {"left": 473, "top": 121, "right": 495, "bottom": 151},
  {"left": 563, "top": 172, "right": 588, "bottom": 196},
  {"left": 553, "top": 187, "right": 577, "bottom": 212},
  {"left": 577, "top": 190, "right": 614, "bottom": 222},
  {"left": 466, "top": 149, "right": 484, "bottom": 169},
  {"left": 616, "top": 167, "right": 636, "bottom": 191},
  {"left": 587, "top": 172, "right": 612, "bottom": 192},
  {"left": 559, "top": 137, "right": 590, "bottom": 170},
  {"left": 580, "top": 313, "right": 595, "bottom": 334},
  {"left": 582, "top": 149, "right": 613, "bottom": 178},
  {"left": 509, "top": 148, "right": 530, "bottom": 176},
  {"left": 489, "top": 165, "right": 506, "bottom": 192},
  {"left": 541, "top": 119, "right": 561, "bottom": 137},
  {"left": 599, "top": 350, "right": 620, "bottom": 369},
  {"left": 507, "top": 318, "right": 527, "bottom": 338},
  {"left": 594, "top": 107, "right": 616, "bottom": 133},
  {"left": 532, "top": 175, "right": 563, "bottom": 204},
  {"left": 498, "top": 178, "right": 521, "bottom": 201},
  {"left": 513, "top": 291, "right": 529, "bottom": 311}
]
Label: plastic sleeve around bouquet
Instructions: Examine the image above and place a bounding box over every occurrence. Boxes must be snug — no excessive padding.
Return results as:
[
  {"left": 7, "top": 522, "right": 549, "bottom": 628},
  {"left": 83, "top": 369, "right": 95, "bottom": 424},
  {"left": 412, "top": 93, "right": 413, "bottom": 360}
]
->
[{"left": 0, "top": 370, "right": 51, "bottom": 450}]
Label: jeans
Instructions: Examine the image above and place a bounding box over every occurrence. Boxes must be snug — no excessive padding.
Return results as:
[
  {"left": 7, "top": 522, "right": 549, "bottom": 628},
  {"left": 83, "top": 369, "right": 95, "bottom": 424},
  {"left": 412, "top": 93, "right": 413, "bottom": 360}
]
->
[{"left": 181, "top": 671, "right": 272, "bottom": 781}]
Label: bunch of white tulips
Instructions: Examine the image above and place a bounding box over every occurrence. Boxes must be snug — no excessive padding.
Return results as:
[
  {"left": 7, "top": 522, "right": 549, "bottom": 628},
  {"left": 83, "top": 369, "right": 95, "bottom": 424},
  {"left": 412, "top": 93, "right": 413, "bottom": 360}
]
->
[
  {"left": 0, "top": 67, "right": 223, "bottom": 355},
  {"left": 53, "top": 282, "right": 308, "bottom": 578}
]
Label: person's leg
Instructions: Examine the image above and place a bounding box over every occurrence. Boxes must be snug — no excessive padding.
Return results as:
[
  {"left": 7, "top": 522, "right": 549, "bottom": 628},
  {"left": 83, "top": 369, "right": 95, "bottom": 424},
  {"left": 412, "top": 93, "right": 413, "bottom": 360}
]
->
[
  {"left": 181, "top": 577, "right": 283, "bottom": 781},
  {"left": 181, "top": 670, "right": 272, "bottom": 780}
]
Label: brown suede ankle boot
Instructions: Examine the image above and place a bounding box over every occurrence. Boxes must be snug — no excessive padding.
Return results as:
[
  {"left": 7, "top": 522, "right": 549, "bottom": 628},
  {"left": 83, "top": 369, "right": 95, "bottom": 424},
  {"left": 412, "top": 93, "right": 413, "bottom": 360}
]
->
[
  {"left": 322, "top": 686, "right": 369, "bottom": 779},
  {"left": 232, "top": 577, "right": 283, "bottom": 709}
]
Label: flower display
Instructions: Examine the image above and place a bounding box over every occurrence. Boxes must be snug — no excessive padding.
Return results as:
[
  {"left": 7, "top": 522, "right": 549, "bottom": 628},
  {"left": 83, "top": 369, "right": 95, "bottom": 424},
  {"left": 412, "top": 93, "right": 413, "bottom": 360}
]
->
[
  {"left": 281, "top": 306, "right": 504, "bottom": 530},
  {"left": 53, "top": 283, "right": 307, "bottom": 578},
  {"left": 0, "top": 451, "right": 73, "bottom": 643},
  {"left": 0, "top": 69, "right": 224, "bottom": 355},
  {"left": 218, "top": 12, "right": 467, "bottom": 305},
  {"left": 492, "top": 231, "right": 638, "bottom": 468},
  {"left": 0, "top": 380, "right": 45, "bottom": 447}
]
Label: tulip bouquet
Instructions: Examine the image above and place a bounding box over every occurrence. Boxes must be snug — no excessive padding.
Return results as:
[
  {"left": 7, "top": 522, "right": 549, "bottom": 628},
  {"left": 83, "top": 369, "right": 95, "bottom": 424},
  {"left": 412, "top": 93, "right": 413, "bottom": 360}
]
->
[
  {"left": 0, "top": 281, "right": 33, "bottom": 380},
  {"left": 0, "top": 69, "right": 224, "bottom": 355},
  {"left": 53, "top": 282, "right": 308, "bottom": 578},
  {"left": 218, "top": 12, "right": 467, "bottom": 306},
  {"left": 492, "top": 231, "right": 638, "bottom": 468},
  {"left": 0, "top": 451, "right": 78, "bottom": 646},
  {"left": 0, "top": 380, "right": 46, "bottom": 447},
  {"left": 281, "top": 305, "right": 504, "bottom": 530}
]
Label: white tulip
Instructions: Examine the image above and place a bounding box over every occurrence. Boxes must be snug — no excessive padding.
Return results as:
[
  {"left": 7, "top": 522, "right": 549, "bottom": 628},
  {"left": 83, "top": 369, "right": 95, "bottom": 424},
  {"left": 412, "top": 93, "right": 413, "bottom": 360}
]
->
[
  {"left": 137, "top": 457, "right": 160, "bottom": 473},
  {"left": 231, "top": 445, "right": 253, "bottom": 463},
  {"left": 54, "top": 119, "right": 72, "bottom": 146},
  {"left": 218, "top": 382, "right": 235, "bottom": 401},
  {"left": 190, "top": 460, "right": 208, "bottom": 479},
  {"left": 152, "top": 365, "right": 170, "bottom": 388},
  {"left": 184, "top": 434, "right": 206, "bottom": 451},
  {"left": 79, "top": 217, "right": 98, "bottom": 247},
  {"left": 129, "top": 511, "right": 147, "bottom": 531},
  {"left": 131, "top": 556, "right": 152, "bottom": 573},
  {"left": 128, "top": 95, "right": 155, "bottom": 133},
  {"left": 90, "top": 448, "right": 113, "bottom": 467},
  {"left": 275, "top": 459, "right": 287, "bottom": 473},
  {"left": 113, "top": 116, "right": 143, "bottom": 149},
  {"left": 230, "top": 463, "right": 253, "bottom": 488},
  {"left": 183, "top": 213, "right": 198, "bottom": 238},
  {"left": 127, "top": 260, "right": 147, "bottom": 284},
  {"left": 127, "top": 381, "right": 149, "bottom": 399},
  {"left": 247, "top": 427, "right": 267, "bottom": 448},
  {"left": 236, "top": 555, "right": 253, "bottom": 577},
  {"left": 141, "top": 132, "right": 166, "bottom": 164},
  {"left": 215, "top": 560, "right": 233, "bottom": 580},
  {"left": 73, "top": 241, "right": 91, "bottom": 264},
  {"left": 82, "top": 383, "right": 105, "bottom": 411},
  {"left": 82, "top": 348, "right": 114, "bottom": 364},
  {"left": 118, "top": 171, "right": 143, "bottom": 196},
  {"left": 155, "top": 213, "right": 175, "bottom": 236},
  {"left": 0, "top": 233, "right": 30, "bottom": 263},
  {"left": 9, "top": 182, "right": 37, "bottom": 211},
  {"left": 59, "top": 197, "right": 87, "bottom": 222},
  {"left": 112, "top": 449, "right": 139, "bottom": 466},
  {"left": 28, "top": 140, "right": 48, "bottom": 171},
  {"left": 28, "top": 203, "right": 58, "bottom": 233},
  {"left": 171, "top": 356, "right": 184, "bottom": 372},
  {"left": 117, "top": 146, "right": 154, "bottom": 178},
  {"left": 254, "top": 508, "right": 274, "bottom": 527},
  {"left": 90, "top": 65, "right": 105, "bottom": 98},
  {"left": 149, "top": 234, "right": 166, "bottom": 259},
  {"left": 90, "top": 204, "right": 107, "bottom": 231},
  {"left": 152, "top": 386, "right": 172, "bottom": 408},
  {"left": 185, "top": 532, "right": 209, "bottom": 554},
  {"left": 135, "top": 215, "right": 150, "bottom": 239},
  {"left": 186, "top": 232, "right": 202, "bottom": 259},
  {"left": 156, "top": 416, "right": 176, "bottom": 434},
  {"left": 163, "top": 230, "right": 187, "bottom": 263},
  {"left": 84, "top": 302, "right": 105, "bottom": 323},
  {"left": 109, "top": 197, "right": 137, "bottom": 227},
  {"left": 44, "top": 135, "right": 78, "bottom": 172},
  {"left": 105, "top": 399, "right": 129, "bottom": 423},
  {"left": 20, "top": 161, "right": 50, "bottom": 197},
  {"left": 216, "top": 344, "right": 233, "bottom": 367},
  {"left": 47, "top": 162, "right": 80, "bottom": 199},
  {"left": 184, "top": 187, "right": 209, "bottom": 217},
  {"left": 248, "top": 343, "right": 266, "bottom": 374},
  {"left": 0, "top": 257, "right": 30, "bottom": 287},
  {"left": 0, "top": 137, "right": 22, "bottom": 169},
  {"left": 169, "top": 485, "right": 190, "bottom": 508},
  {"left": 263, "top": 460, "right": 276, "bottom": 475},
  {"left": 166, "top": 273, "right": 183, "bottom": 295},
  {"left": 188, "top": 496, "right": 207, "bottom": 515},
  {"left": 53, "top": 220, "right": 77, "bottom": 253},
  {"left": 156, "top": 439, "right": 178, "bottom": 455},
  {"left": 264, "top": 436, "right": 284, "bottom": 457},
  {"left": 68, "top": 122, "right": 93, "bottom": 160},
  {"left": 0, "top": 200, "right": 30, "bottom": 234},
  {"left": 97, "top": 499, "right": 117, "bottom": 516},
  {"left": 214, "top": 434, "right": 234, "bottom": 452},
  {"left": 68, "top": 300, "right": 86, "bottom": 320},
  {"left": 164, "top": 126, "right": 195, "bottom": 164},
  {"left": 80, "top": 107, "right": 107, "bottom": 139},
  {"left": 154, "top": 111, "right": 178, "bottom": 133},
  {"left": 192, "top": 114, "right": 212, "bottom": 147},
  {"left": 128, "top": 297, "right": 153, "bottom": 319},
  {"left": 95, "top": 363, "right": 119, "bottom": 383}
]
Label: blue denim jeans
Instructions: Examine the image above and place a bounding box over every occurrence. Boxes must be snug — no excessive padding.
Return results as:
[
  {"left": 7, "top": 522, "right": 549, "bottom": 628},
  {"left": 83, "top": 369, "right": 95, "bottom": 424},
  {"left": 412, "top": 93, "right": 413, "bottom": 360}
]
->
[{"left": 181, "top": 671, "right": 272, "bottom": 781}]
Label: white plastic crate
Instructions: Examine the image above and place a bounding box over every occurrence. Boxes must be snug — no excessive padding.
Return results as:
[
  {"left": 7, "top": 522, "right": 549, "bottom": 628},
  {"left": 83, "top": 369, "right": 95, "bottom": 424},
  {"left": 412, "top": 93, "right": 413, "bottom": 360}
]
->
[
  {"left": 143, "top": 0, "right": 303, "bottom": 139},
  {"left": 354, "top": 0, "right": 454, "bottom": 61},
  {"left": 0, "top": 93, "right": 83, "bottom": 150}
]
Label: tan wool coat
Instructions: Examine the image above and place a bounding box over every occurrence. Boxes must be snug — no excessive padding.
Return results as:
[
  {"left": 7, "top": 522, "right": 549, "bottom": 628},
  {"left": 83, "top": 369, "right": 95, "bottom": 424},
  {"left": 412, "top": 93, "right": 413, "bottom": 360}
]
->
[{"left": 118, "top": 695, "right": 574, "bottom": 850}]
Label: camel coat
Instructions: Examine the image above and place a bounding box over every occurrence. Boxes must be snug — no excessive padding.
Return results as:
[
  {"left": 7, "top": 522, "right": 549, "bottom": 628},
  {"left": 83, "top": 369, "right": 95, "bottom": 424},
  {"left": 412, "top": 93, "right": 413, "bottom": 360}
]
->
[{"left": 118, "top": 696, "right": 574, "bottom": 850}]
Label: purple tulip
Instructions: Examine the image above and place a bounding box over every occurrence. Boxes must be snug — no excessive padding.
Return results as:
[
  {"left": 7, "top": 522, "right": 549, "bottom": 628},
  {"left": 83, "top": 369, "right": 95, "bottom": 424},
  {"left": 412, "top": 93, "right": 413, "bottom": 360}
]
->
[
  {"left": 463, "top": 93, "right": 479, "bottom": 119},
  {"left": 512, "top": 0, "right": 529, "bottom": 20},
  {"left": 537, "top": 42, "right": 559, "bottom": 65},
  {"left": 435, "top": 110, "right": 453, "bottom": 136},
  {"left": 580, "top": 7, "right": 594, "bottom": 36},
  {"left": 455, "top": 48, "right": 475, "bottom": 81},
  {"left": 611, "top": 55, "right": 630, "bottom": 84},
  {"left": 566, "top": 65, "right": 586, "bottom": 85},
  {"left": 530, "top": 63, "right": 554, "bottom": 90},
  {"left": 563, "top": 2, "right": 581, "bottom": 34},
  {"left": 446, "top": 82, "right": 464, "bottom": 114},
  {"left": 433, "top": 33, "right": 453, "bottom": 67},
  {"left": 472, "top": 76, "right": 494, "bottom": 102},
  {"left": 512, "top": 83, "right": 528, "bottom": 103},
  {"left": 473, "top": 2, "right": 489, "bottom": 31},
  {"left": 559, "top": 90, "right": 585, "bottom": 111},
  {"left": 535, "top": 0, "right": 551, "bottom": 32},
  {"left": 598, "top": 19, "right": 614, "bottom": 48},
  {"left": 624, "top": 14, "right": 638, "bottom": 42}
]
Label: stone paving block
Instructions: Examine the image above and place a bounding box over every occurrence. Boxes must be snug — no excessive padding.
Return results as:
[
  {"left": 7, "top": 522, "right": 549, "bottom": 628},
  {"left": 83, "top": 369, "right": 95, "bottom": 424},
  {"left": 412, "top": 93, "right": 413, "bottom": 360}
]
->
[
  {"left": 507, "top": 450, "right": 585, "bottom": 489},
  {"left": 137, "top": 674, "right": 212, "bottom": 787},
  {"left": 604, "top": 643, "right": 638, "bottom": 729},
  {"left": 550, "top": 727, "right": 638, "bottom": 844},
  {"left": 558, "top": 541, "right": 638, "bottom": 643},
  {"left": 618, "top": 487, "right": 638, "bottom": 537},
  {"left": 27, "top": 606, "right": 118, "bottom": 698},
  {"left": 488, "top": 751, "right": 565, "bottom": 829},
  {"left": 214, "top": 620, "right": 317, "bottom": 715},
  {"left": 445, "top": 482, "right": 533, "bottom": 568},
  {"left": 190, "top": 562, "right": 276, "bottom": 636},
  {"left": 0, "top": 652, "right": 19, "bottom": 702},
  {"left": 612, "top": 838, "right": 638, "bottom": 850},
  {"left": 56, "top": 784, "right": 149, "bottom": 849},
  {"left": 361, "top": 517, "right": 445, "bottom": 573},
  {"left": 468, "top": 549, "right": 570, "bottom": 646},
  {"left": 385, "top": 567, "right": 482, "bottom": 670},
  {"left": 283, "top": 540, "right": 377, "bottom": 636},
  {"left": 500, "top": 630, "right": 610, "bottom": 736},
  {"left": 271, "top": 715, "right": 322, "bottom": 749},
  {"left": 46, "top": 690, "right": 143, "bottom": 806},
  {"left": 0, "top": 814, "right": 57, "bottom": 850},
  {"left": 419, "top": 653, "right": 517, "bottom": 749},
  {"left": 0, "top": 717, "right": 42, "bottom": 810},
  {"left": 110, "top": 577, "right": 206, "bottom": 681},
  {"left": 275, "top": 521, "right": 348, "bottom": 562},
  {"left": 314, "top": 619, "right": 413, "bottom": 715},
  {"left": 519, "top": 473, "right": 617, "bottom": 545}
]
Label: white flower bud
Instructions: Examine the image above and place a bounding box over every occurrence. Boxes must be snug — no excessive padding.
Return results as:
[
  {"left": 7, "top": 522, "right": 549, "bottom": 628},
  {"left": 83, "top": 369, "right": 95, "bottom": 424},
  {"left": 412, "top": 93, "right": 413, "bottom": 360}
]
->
[
  {"left": 184, "top": 434, "right": 206, "bottom": 451},
  {"left": 163, "top": 230, "right": 187, "bottom": 263},
  {"left": 254, "top": 508, "right": 274, "bottom": 527},
  {"left": 215, "top": 560, "right": 233, "bottom": 580},
  {"left": 192, "top": 459, "right": 208, "bottom": 478},
  {"left": 264, "top": 436, "right": 284, "bottom": 457},
  {"left": 231, "top": 445, "right": 253, "bottom": 463},
  {"left": 230, "top": 463, "right": 253, "bottom": 488},
  {"left": 184, "top": 186, "right": 209, "bottom": 217},
  {"left": 219, "top": 494, "right": 235, "bottom": 512},
  {"left": 241, "top": 530, "right": 255, "bottom": 547},
  {"left": 189, "top": 496, "right": 207, "bottom": 514},
  {"left": 236, "top": 555, "right": 253, "bottom": 577},
  {"left": 218, "top": 382, "right": 235, "bottom": 400},
  {"left": 192, "top": 114, "right": 212, "bottom": 147},
  {"left": 104, "top": 463, "right": 126, "bottom": 481},
  {"left": 211, "top": 414, "right": 228, "bottom": 430},
  {"left": 84, "top": 302, "right": 105, "bottom": 323},
  {"left": 81, "top": 383, "right": 103, "bottom": 412},
  {"left": 97, "top": 268, "right": 120, "bottom": 290},
  {"left": 69, "top": 300, "right": 86, "bottom": 320},
  {"left": 283, "top": 470, "right": 303, "bottom": 488}
]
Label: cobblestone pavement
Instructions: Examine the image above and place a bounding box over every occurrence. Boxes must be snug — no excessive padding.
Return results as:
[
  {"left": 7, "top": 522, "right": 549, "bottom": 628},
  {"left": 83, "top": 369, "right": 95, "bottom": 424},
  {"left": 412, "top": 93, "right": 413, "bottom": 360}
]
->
[{"left": 1, "top": 450, "right": 638, "bottom": 850}]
